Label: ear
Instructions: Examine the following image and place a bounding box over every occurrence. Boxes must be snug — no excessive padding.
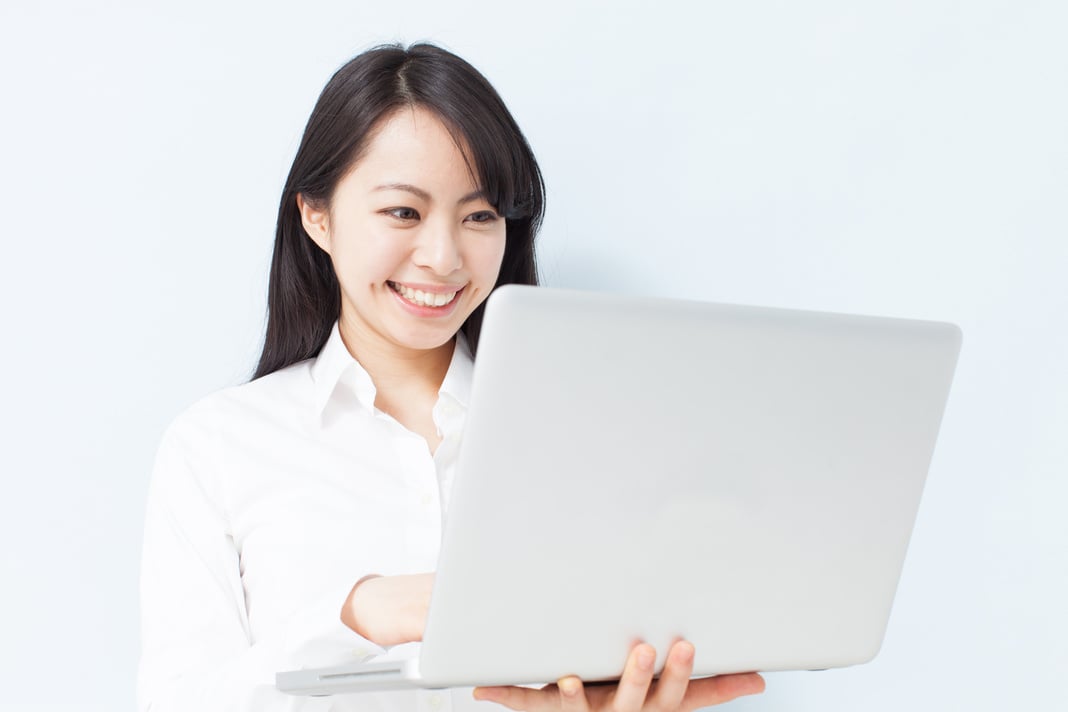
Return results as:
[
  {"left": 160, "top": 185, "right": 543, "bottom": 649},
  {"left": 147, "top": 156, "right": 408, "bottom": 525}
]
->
[{"left": 297, "top": 193, "right": 331, "bottom": 254}]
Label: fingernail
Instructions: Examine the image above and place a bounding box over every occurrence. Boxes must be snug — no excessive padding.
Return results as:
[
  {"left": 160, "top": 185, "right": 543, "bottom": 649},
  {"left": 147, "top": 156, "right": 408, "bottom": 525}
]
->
[
  {"left": 673, "top": 641, "right": 694, "bottom": 664},
  {"left": 638, "top": 649, "right": 655, "bottom": 670},
  {"left": 561, "top": 679, "right": 581, "bottom": 697}
]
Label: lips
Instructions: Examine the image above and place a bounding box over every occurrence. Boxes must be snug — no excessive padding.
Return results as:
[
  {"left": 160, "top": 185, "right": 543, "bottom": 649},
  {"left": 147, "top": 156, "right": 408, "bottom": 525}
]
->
[{"left": 387, "top": 281, "right": 462, "bottom": 308}]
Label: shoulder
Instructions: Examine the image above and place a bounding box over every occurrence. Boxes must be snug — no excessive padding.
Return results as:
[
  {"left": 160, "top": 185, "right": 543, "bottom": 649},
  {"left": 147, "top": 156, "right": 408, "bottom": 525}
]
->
[
  {"left": 148, "top": 360, "right": 319, "bottom": 520},
  {"left": 177, "top": 360, "right": 313, "bottom": 428},
  {"left": 155, "top": 359, "right": 317, "bottom": 472}
]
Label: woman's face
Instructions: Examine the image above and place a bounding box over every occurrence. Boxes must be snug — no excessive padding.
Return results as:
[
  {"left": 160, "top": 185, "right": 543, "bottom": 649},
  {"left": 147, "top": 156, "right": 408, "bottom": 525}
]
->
[{"left": 299, "top": 106, "right": 506, "bottom": 356}]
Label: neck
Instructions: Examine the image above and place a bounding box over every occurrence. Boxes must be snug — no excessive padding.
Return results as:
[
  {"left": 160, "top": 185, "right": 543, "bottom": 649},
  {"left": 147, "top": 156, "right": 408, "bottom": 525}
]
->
[{"left": 337, "top": 317, "right": 455, "bottom": 403}]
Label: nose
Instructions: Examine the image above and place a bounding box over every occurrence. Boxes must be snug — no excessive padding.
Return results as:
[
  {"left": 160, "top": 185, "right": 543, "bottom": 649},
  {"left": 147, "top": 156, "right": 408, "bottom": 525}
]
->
[{"left": 413, "top": 220, "right": 463, "bottom": 275}]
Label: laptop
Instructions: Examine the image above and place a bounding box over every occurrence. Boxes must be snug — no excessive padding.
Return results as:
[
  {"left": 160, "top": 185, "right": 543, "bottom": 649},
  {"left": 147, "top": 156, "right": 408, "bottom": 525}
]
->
[{"left": 277, "top": 285, "right": 962, "bottom": 695}]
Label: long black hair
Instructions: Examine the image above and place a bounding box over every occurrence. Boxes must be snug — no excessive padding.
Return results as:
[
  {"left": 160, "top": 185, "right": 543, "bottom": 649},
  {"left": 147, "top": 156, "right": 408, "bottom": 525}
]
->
[{"left": 253, "top": 43, "right": 545, "bottom": 380}]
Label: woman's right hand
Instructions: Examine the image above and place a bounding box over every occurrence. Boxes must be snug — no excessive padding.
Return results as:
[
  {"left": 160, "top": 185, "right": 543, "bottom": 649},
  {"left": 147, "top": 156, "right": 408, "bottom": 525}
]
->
[
  {"left": 474, "top": 641, "right": 765, "bottom": 712},
  {"left": 341, "top": 572, "right": 435, "bottom": 646}
]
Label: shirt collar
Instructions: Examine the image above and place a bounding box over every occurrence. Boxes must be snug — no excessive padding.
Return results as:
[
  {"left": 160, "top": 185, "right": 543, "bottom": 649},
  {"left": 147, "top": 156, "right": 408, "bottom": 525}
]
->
[
  {"left": 309, "top": 323, "right": 475, "bottom": 423},
  {"left": 309, "top": 322, "right": 377, "bottom": 419},
  {"left": 438, "top": 332, "right": 473, "bottom": 410},
  {"left": 433, "top": 333, "right": 474, "bottom": 441}
]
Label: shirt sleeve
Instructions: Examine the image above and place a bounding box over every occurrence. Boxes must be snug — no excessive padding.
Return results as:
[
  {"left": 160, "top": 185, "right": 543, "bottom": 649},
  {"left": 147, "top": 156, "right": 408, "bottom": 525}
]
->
[{"left": 137, "top": 411, "right": 387, "bottom": 712}]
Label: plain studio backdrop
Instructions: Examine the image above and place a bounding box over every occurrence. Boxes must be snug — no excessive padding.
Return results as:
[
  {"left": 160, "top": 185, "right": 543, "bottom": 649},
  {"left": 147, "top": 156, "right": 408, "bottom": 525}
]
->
[{"left": 0, "top": 1, "right": 1064, "bottom": 710}]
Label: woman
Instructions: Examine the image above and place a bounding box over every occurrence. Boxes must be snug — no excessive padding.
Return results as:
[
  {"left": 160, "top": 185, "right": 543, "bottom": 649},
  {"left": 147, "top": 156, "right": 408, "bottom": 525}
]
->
[{"left": 138, "top": 42, "right": 765, "bottom": 712}]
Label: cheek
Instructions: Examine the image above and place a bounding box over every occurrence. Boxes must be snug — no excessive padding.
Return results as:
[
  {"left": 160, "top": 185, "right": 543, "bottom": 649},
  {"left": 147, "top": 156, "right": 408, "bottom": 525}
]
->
[
  {"left": 334, "top": 231, "right": 406, "bottom": 285},
  {"left": 472, "top": 232, "right": 507, "bottom": 283}
]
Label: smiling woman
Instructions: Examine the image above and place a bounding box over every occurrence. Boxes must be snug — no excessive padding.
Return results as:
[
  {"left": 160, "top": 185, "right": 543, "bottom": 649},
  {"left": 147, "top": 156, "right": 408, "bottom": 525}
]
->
[
  {"left": 297, "top": 107, "right": 508, "bottom": 359},
  {"left": 254, "top": 44, "right": 543, "bottom": 380},
  {"left": 137, "top": 43, "right": 763, "bottom": 712},
  {"left": 295, "top": 105, "right": 511, "bottom": 451}
]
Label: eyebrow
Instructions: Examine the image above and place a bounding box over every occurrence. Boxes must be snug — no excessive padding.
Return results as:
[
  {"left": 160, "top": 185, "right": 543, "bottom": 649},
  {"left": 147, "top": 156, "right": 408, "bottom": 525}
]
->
[{"left": 372, "top": 183, "right": 488, "bottom": 206}]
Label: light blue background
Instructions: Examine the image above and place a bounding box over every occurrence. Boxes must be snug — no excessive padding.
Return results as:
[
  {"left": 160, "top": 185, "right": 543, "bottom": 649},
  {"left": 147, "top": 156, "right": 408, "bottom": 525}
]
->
[{"left": 1, "top": 1, "right": 1064, "bottom": 709}]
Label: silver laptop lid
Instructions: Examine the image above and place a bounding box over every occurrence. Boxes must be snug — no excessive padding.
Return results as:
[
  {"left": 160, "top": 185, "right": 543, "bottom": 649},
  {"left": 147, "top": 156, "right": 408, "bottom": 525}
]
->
[{"left": 419, "top": 286, "right": 961, "bottom": 687}]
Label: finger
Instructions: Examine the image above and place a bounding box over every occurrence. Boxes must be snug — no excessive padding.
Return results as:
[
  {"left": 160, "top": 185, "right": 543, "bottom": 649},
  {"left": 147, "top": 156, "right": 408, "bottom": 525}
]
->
[
  {"left": 558, "top": 676, "right": 591, "bottom": 712},
  {"left": 680, "top": 673, "right": 766, "bottom": 710},
  {"left": 610, "top": 644, "right": 657, "bottom": 712},
  {"left": 647, "top": 640, "right": 695, "bottom": 712}
]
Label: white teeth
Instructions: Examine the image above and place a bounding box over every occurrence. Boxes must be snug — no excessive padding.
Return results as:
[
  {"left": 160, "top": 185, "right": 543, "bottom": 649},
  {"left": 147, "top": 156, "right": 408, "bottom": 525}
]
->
[{"left": 392, "top": 282, "right": 459, "bottom": 308}]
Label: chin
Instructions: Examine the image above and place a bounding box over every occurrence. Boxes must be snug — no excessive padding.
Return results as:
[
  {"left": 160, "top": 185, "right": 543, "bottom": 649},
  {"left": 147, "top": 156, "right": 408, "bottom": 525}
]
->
[{"left": 390, "top": 325, "right": 460, "bottom": 352}]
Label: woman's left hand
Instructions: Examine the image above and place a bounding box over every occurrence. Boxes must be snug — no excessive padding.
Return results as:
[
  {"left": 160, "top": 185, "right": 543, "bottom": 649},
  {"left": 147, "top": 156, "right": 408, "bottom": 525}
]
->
[{"left": 472, "top": 640, "right": 764, "bottom": 712}]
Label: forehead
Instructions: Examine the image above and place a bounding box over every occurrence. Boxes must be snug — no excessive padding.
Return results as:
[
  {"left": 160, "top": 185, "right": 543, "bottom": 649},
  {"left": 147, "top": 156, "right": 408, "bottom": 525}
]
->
[{"left": 346, "top": 106, "right": 479, "bottom": 194}]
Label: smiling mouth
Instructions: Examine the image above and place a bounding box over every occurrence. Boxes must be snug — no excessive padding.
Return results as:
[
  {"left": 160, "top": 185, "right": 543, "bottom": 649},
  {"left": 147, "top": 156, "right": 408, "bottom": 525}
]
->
[{"left": 388, "top": 281, "right": 462, "bottom": 308}]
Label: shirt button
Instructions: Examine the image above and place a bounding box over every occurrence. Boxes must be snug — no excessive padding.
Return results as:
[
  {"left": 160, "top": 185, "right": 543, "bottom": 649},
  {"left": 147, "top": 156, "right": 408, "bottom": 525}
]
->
[
  {"left": 421, "top": 493, "right": 434, "bottom": 507},
  {"left": 429, "top": 693, "right": 444, "bottom": 710}
]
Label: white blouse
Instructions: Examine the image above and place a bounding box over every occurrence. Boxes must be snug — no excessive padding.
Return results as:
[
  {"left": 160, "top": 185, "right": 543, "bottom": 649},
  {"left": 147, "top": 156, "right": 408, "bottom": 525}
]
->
[{"left": 138, "top": 323, "right": 494, "bottom": 712}]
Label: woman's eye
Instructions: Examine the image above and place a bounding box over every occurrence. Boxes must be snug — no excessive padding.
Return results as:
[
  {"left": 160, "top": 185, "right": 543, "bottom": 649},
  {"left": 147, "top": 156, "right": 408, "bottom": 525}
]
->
[
  {"left": 466, "top": 210, "right": 499, "bottom": 224},
  {"left": 385, "top": 207, "right": 420, "bottom": 221}
]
